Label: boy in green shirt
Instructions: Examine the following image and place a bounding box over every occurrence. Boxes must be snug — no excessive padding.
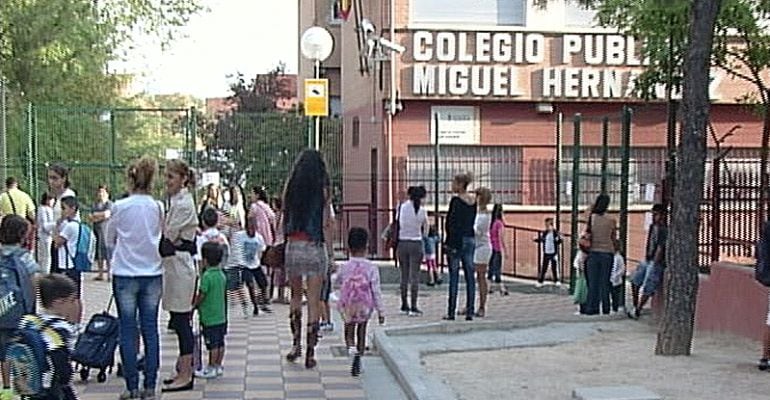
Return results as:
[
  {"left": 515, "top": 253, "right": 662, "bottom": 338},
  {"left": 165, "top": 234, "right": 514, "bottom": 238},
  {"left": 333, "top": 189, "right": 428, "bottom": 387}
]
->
[{"left": 194, "top": 242, "right": 227, "bottom": 379}]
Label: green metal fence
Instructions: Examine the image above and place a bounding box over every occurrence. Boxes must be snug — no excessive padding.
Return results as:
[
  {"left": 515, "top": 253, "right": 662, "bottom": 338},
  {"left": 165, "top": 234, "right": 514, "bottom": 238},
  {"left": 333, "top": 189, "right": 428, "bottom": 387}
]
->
[
  {"left": 0, "top": 98, "right": 194, "bottom": 205},
  {"left": 198, "top": 112, "right": 343, "bottom": 202},
  {"left": 0, "top": 89, "right": 343, "bottom": 209}
]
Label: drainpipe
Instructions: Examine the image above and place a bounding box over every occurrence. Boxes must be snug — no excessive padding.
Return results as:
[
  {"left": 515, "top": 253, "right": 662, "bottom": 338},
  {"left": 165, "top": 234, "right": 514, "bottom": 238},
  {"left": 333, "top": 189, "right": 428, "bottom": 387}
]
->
[{"left": 387, "top": 0, "right": 396, "bottom": 213}]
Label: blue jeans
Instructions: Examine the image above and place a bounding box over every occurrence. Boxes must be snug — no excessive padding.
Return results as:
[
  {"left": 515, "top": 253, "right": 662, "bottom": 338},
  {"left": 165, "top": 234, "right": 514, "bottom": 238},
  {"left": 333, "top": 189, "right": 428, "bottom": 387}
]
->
[
  {"left": 113, "top": 275, "right": 163, "bottom": 392},
  {"left": 447, "top": 237, "right": 476, "bottom": 316}
]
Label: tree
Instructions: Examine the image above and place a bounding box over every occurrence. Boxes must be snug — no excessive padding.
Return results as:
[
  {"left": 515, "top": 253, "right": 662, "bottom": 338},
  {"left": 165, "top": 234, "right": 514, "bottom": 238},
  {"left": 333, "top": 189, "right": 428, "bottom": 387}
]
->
[
  {"left": 655, "top": 0, "right": 723, "bottom": 356},
  {"left": 227, "top": 63, "right": 296, "bottom": 113}
]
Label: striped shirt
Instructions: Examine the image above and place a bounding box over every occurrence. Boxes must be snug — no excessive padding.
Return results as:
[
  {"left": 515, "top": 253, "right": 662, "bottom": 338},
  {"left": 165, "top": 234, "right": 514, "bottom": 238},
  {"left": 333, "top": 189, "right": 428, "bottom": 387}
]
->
[{"left": 227, "top": 230, "right": 266, "bottom": 270}]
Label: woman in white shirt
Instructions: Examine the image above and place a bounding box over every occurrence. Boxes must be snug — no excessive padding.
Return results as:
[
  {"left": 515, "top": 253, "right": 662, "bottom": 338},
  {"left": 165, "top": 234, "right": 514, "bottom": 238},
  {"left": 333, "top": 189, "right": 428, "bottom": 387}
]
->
[
  {"left": 106, "top": 157, "right": 163, "bottom": 400},
  {"left": 396, "top": 186, "right": 428, "bottom": 316},
  {"left": 46, "top": 163, "right": 76, "bottom": 273}
]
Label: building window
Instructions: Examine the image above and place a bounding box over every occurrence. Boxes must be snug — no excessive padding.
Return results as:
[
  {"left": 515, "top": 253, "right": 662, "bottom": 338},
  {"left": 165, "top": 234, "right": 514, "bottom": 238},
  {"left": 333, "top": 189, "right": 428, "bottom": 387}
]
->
[
  {"left": 411, "top": 0, "right": 526, "bottom": 26},
  {"left": 405, "top": 145, "right": 523, "bottom": 206},
  {"left": 352, "top": 117, "right": 360, "bottom": 148},
  {"left": 330, "top": 0, "right": 343, "bottom": 24},
  {"left": 565, "top": 2, "right": 597, "bottom": 27}
]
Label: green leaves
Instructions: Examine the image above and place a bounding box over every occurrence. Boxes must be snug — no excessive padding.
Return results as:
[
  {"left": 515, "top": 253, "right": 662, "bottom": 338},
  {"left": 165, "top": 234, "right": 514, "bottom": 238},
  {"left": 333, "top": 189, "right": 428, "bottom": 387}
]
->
[{"left": 0, "top": 0, "right": 205, "bottom": 106}]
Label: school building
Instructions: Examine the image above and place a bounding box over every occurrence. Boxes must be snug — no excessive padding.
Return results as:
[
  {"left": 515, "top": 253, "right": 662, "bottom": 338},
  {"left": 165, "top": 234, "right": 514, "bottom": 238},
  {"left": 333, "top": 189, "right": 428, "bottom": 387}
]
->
[{"left": 299, "top": 0, "right": 764, "bottom": 278}]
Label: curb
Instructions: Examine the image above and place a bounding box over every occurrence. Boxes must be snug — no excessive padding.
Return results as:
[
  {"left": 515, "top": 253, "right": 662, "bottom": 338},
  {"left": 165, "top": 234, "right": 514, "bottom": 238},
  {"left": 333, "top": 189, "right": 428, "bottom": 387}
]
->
[{"left": 373, "top": 319, "right": 614, "bottom": 400}]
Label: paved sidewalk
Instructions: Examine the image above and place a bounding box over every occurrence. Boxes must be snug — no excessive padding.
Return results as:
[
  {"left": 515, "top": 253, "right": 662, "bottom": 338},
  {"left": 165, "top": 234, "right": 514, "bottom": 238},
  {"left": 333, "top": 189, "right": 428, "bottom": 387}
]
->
[
  {"left": 75, "top": 277, "right": 365, "bottom": 400},
  {"left": 73, "top": 274, "right": 574, "bottom": 399}
]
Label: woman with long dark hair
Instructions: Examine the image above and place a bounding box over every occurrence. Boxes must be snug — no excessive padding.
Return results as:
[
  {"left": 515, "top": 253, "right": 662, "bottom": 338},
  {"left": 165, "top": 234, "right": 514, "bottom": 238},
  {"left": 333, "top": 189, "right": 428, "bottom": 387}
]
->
[
  {"left": 583, "top": 194, "right": 617, "bottom": 315},
  {"left": 283, "top": 150, "right": 335, "bottom": 369},
  {"left": 397, "top": 186, "right": 428, "bottom": 316}
]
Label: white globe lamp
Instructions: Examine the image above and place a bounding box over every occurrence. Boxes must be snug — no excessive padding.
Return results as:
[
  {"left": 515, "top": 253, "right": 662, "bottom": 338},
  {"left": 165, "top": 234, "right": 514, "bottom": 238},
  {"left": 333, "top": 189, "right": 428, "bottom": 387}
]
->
[{"left": 301, "top": 27, "right": 334, "bottom": 62}]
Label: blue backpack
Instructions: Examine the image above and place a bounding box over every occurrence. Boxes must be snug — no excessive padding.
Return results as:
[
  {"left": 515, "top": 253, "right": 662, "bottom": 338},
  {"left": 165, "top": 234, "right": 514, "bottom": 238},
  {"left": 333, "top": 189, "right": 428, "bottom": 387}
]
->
[
  {"left": 0, "top": 248, "right": 35, "bottom": 329},
  {"left": 66, "top": 222, "right": 96, "bottom": 272},
  {"left": 7, "top": 315, "right": 57, "bottom": 396}
]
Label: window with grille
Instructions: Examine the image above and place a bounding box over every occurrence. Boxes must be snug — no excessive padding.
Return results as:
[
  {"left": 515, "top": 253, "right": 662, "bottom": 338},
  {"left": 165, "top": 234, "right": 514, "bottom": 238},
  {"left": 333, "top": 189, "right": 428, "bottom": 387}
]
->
[
  {"left": 405, "top": 145, "right": 523, "bottom": 206},
  {"left": 561, "top": 147, "right": 666, "bottom": 206},
  {"left": 411, "top": 0, "right": 526, "bottom": 26},
  {"left": 352, "top": 117, "right": 360, "bottom": 148}
]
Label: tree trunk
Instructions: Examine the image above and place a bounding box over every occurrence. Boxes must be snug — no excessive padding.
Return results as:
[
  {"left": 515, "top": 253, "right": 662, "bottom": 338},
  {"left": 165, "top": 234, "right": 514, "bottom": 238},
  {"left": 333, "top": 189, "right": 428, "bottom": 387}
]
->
[
  {"left": 655, "top": 0, "right": 723, "bottom": 356},
  {"left": 759, "top": 94, "right": 770, "bottom": 228}
]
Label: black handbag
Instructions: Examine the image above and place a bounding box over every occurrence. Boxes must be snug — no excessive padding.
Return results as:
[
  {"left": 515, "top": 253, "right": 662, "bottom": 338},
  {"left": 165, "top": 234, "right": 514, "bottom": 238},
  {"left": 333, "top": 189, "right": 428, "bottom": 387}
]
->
[{"left": 159, "top": 236, "right": 177, "bottom": 257}]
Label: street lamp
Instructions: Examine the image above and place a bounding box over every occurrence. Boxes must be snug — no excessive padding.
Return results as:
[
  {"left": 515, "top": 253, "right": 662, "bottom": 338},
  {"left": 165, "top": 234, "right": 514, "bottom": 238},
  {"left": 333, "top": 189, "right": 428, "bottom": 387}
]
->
[{"left": 300, "top": 26, "right": 334, "bottom": 150}]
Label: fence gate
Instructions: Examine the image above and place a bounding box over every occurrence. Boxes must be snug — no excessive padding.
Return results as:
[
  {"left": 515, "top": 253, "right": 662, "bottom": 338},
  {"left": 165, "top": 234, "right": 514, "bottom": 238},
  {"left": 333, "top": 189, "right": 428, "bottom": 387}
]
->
[{"left": 568, "top": 107, "right": 632, "bottom": 294}]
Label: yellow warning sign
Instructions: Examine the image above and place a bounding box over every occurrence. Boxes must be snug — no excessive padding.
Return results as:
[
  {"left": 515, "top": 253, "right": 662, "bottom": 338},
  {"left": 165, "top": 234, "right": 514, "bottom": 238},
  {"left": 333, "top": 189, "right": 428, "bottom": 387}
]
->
[{"left": 304, "top": 79, "right": 329, "bottom": 117}]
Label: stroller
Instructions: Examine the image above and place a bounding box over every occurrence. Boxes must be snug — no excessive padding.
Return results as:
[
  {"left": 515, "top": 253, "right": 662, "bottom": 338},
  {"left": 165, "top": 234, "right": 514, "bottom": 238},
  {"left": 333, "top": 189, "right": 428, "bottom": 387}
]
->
[{"left": 72, "top": 297, "right": 119, "bottom": 383}]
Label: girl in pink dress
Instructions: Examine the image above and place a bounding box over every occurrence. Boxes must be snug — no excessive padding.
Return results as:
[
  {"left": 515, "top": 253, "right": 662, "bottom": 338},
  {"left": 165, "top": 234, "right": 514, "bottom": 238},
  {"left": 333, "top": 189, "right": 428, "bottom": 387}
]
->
[{"left": 335, "top": 228, "right": 384, "bottom": 376}]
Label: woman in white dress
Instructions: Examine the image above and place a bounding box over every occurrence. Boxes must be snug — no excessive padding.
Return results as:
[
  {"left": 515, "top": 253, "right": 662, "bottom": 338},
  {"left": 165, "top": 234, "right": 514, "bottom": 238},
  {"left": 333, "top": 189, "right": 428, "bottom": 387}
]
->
[{"left": 472, "top": 187, "right": 492, "bottom": 317}]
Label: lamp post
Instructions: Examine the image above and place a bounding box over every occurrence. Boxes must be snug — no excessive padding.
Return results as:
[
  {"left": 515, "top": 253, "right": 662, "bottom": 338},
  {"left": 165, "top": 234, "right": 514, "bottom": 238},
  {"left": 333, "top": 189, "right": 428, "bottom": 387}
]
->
[{"left": 300, "top": 26, "right": 334, "bottom": 150}]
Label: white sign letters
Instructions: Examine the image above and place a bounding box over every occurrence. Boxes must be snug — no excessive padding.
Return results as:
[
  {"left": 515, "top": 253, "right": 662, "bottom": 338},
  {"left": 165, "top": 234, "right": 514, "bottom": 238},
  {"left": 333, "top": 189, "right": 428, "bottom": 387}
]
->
[{"left": 410, "top": 31, "right": 722, "bottom": 101}]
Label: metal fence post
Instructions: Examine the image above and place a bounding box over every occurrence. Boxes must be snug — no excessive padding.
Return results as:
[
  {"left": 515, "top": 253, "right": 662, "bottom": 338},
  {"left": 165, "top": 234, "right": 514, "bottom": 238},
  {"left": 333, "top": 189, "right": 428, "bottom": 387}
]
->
[
  {"left": 619, "top": 106, "right": 632, "bottom": 304},
  {"left": 0, "top": 78, "right": 7, "bottom": 185},
  {"left": 26, "top": 102, "right": 34, "bottom": 197},
  {"left": 601, "top": 117, "right": 610, "bottom": 195},
  {"left": 109, "top": 110, "right": 116, "bottom": 196},
  {"left": 555, "top": 112, "right": 563, "bottom": 282},
  {"left": 190, "top": 107, "right": 198, "bottom": 168},
  {"left": 569, "top": 114, "right": 582, "bottom": 293}
]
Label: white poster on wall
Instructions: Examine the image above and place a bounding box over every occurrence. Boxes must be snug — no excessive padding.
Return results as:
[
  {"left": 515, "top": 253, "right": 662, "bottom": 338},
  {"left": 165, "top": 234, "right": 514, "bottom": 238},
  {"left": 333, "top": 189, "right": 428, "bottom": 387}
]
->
[
  {"left": 430, "top": 106, "right": 480, "bottom": 145},
  {"left": 200, "top": 172, "right": 221, "bottom": 188}
]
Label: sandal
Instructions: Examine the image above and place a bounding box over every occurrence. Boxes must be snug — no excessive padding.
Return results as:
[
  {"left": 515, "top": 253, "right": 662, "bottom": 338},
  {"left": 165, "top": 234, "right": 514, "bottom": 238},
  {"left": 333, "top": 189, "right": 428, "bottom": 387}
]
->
[{"left": 475, "top": 309, "right": 485, "bottom": 318}]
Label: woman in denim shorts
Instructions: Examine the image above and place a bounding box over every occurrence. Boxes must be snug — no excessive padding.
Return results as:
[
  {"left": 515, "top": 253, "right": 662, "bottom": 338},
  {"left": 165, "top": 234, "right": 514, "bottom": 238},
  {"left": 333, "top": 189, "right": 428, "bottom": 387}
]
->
[{"left": 282, "top": 150, "right": 335, "bottom": 370}]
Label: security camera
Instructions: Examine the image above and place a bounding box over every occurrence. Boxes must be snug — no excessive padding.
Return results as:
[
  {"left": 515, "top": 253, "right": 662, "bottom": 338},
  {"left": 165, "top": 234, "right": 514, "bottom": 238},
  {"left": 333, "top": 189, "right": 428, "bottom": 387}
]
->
[
  {"left": 378, "top": 37, "right": 405, "bottom": 54},
  {"left": 361, "top": 19, "right": 376, "bottom": 36}
]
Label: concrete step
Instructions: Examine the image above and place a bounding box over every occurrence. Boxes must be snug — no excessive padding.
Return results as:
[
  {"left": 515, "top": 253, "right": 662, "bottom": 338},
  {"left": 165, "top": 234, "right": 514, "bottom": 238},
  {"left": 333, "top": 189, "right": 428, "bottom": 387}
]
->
[{"left": 572, "top": 386, "right": 662, "bottom": 400}]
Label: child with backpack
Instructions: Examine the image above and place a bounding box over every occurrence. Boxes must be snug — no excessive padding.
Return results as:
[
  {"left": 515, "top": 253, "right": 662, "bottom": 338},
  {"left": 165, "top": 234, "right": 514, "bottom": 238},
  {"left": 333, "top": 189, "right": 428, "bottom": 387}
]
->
[
  {"left": 194, "top": 242, "right": 228, "bottom": 380},
  {"left": 335, "top": 228, "right": 384, "bottom": 377},
  {"left": 423, "top": 225, "right": 441, "bottom": 286},
  {"left": 10, "top": 274, "right": 80, "bottom": 400},
  {"left": 0, "top": 215, "right": 38, "bottom": 400},
  {"left": 53, "top": 196, "right": 95, "bottom": 297}
]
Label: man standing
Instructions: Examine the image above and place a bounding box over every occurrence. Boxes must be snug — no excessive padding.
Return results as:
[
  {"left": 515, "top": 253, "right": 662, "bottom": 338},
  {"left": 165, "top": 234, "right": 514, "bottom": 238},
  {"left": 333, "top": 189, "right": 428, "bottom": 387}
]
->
[
  {"left": 627, "top": 204, "right": 668, "bottom": 319},
  {"left": 0, "top": 177, "right": 36, "bottom": 251}
]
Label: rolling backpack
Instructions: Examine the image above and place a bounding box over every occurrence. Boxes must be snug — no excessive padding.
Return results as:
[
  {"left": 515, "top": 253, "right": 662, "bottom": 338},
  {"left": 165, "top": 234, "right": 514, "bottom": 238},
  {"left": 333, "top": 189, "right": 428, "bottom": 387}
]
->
[
  {"left": 756, "top": 221, "right": 770, "bottom": 286},
  {"left": 0, "top": 247, "right": 36, "bottom": 330},
  {"left": 7, "top": 314, "right": 71, "bottom": 397},
  {"left": 72, "top": 298, "right": 119, "bottom": 383}
]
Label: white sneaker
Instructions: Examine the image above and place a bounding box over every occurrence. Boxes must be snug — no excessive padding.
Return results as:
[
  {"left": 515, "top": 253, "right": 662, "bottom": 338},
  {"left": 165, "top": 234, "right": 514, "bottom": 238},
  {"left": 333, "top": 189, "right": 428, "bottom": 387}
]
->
[
  {"left": 216, "top": 366, "right": 224, "bottom": 377},
  {"left": 194, "top": 367, "right": 217, "bottom": 379},
  {"left": 535, "top": 282, "right": 544, "bottom": 288},
  {"left": 555, "top": 282, "right": 562, "bottom": 287}
]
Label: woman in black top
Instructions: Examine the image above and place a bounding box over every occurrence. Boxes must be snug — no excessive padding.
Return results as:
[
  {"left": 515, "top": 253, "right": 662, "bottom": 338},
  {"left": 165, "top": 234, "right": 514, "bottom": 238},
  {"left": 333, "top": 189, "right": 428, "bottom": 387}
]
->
[{"left": 443, "top": 173, "right": 477, "bottom": 321}]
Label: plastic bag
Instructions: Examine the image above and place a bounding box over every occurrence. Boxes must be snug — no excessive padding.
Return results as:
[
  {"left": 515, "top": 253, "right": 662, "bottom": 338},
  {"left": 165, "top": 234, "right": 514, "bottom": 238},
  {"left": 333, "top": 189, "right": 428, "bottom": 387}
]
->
[{"left": 573, "top": 273, "right": 588, "bottom": 305}]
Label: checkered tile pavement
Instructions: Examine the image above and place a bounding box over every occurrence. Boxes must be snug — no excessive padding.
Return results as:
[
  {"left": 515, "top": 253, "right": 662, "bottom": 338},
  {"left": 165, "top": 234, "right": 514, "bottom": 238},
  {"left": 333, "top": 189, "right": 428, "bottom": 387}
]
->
[{"left": 73, "top": 274, "right": 575, "bottom": 399}]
